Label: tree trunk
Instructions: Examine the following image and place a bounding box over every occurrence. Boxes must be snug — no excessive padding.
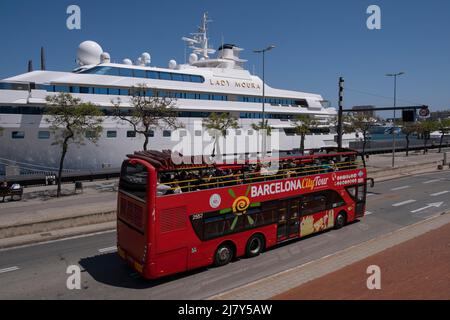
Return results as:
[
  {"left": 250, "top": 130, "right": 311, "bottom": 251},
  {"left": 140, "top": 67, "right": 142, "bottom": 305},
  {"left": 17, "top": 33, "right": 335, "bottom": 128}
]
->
[
  {"left": 143, "top": 135, "right": 149, "bottom": 151},
  {"left": 439, "top": 134, "right": 444, "bottom": 153},
  {"left": 300, "top": 134, "right": 305, "bottom": 155},
  {"left": 57, "top": 141, "right": 69, "bottom": 198},
  {"left": 362, "top": 132, "right": 367, "bottom": 156},
  {"left": 423, "top": 135, "right": 428, "bottom": 155},
  {"left": 405, "top": 134, "right": 410, "bottom": 157},
  {"left": 212, "top": 136, "right": 217, "bottom": 157}
]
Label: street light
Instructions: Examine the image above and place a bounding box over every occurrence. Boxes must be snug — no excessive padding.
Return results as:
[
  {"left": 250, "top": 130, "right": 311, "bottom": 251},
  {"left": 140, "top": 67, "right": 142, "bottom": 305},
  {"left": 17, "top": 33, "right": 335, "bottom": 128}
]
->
[
  {"left": 254, "top": 45, "right": 275, "bottom": 156},
  {"left": 385, "top": 72, "right": 405, "bottom": 168}
]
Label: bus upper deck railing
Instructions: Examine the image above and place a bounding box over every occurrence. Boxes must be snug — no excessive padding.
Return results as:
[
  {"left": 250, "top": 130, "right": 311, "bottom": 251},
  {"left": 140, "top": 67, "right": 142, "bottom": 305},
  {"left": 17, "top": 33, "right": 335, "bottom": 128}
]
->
[{"left": 156, "top": 159, "right": 364, "bottom": 195}]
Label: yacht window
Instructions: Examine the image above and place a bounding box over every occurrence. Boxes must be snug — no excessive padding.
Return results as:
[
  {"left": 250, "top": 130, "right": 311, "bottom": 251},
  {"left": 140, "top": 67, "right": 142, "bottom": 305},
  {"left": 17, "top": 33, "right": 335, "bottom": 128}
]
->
[
  {"left": 147, "top": 71, "right": 159, "bottom": 79},
  {"left": 119, "top": 89, "right": 129, "bottom": 96},
  {"left": 79, "top": 87, "right": 92, "bottom": 94},
  {"left": 195, "top": 130, "right": 202, "bottom": 137},
  {"left": 159, "top": 72, "right": 172, "bottom": 81},
  {"left": 70, "top": 86, "right": 80, "bottom": 94},
  {"left": 94, "top": 87, "right": 108, "bottom": 95},
  {"left": 12, "top": 131, "right": 25, "bottom": 139},
  {"left": 172, "top": 73, "right": 183, "bottom": 81},
  {"left": 106, "top": 131, "right": 117, "bottom": 138},
  {"left": 38, "top": 131, "right": 50, "bottom": 139},
  {"left": 179, "top": 130, "right": 187, "bottom": 138},
  {"left": 109, "top": 88, "right": 120, "bottom": 95},
  {"left": 147, "top": 130, "right": 154, "bottom": 138},
  {"left": 191, "top": 75, "right": 204, "bottom": 83},
  {"left": 127, "top": 131, "right": 136, "bottom": 138},
  {"left": 134, "top": 69, "right": 146, "bottom": 78},
  {"left": 163, "top": 130, "right": 171, "bottom": 137},
  {"left": 55, "top": 86, "right": 69, "bottom": 93},
  {"left": 119, "top": 68, "right": 133, "bottom": 77},
  {"left": 248, "top": 130, "right": 254, "bottom": 136}
]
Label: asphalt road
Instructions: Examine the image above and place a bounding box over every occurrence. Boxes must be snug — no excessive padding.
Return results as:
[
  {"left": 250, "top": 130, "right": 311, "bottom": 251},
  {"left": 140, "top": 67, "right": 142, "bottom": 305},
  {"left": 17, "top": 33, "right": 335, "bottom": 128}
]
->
[{"left": 0, "top": 171, "right": 449, "bottom": 300}]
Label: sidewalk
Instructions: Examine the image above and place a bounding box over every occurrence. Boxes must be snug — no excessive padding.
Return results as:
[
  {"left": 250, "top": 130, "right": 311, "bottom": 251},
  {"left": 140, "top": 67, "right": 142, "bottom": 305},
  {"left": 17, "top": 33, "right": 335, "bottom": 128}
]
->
[
  {"left": 0, "top": 180, "right": 118, "bottom": 246},
  {"left": 272, "top": 220, "right": 450, "bottom": 300},
  {"left": 210, "top": 212, "right": 450, "bottom": 300}
]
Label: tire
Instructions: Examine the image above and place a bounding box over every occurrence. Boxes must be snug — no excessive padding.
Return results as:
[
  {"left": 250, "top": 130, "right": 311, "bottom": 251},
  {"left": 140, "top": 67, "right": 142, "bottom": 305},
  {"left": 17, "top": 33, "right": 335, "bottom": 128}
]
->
[
  {"left": 245, "top": 234, "right": 265, "bottom": 258},
  {"left": 214, "top": 243, "right": 234, "bottom": 267},
  {"left": 335, "top": 212, "right": 347, "bottom": 229}
]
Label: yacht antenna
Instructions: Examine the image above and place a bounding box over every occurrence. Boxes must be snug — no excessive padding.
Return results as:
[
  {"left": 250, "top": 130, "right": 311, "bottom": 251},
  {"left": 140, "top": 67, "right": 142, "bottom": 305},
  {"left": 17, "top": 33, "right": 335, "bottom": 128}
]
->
[{"left": 182, "top": 12, "right": 216, "bottom": 59}]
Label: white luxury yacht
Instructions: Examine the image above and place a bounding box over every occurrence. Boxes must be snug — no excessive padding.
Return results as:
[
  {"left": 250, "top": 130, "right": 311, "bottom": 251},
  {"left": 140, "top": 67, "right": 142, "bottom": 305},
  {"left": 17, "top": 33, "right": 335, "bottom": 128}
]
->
[{"left": 0, "top": 13, "right": 355, "bottom": 174}]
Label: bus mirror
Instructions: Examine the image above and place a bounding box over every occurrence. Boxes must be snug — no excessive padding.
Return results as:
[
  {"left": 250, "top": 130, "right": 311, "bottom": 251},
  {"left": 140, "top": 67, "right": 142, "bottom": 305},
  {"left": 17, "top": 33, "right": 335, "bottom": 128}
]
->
[{"left": 368, "top": 178, "right": 375, "bottom": 188}]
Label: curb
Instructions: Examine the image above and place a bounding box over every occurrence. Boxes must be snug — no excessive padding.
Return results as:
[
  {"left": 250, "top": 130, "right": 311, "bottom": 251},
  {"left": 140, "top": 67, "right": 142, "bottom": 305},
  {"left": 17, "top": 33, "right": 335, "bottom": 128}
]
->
[
  {"left": 0, "top": 221, "right": 116, "bottom": 250},
  {"left": 0, "top": 210, "right": 116, "bottom": 240}
]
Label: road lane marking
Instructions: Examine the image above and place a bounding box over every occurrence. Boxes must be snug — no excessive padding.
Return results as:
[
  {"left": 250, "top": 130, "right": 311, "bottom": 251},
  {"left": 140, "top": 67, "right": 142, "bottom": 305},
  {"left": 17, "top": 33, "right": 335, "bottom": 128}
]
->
[
  {"left": 430, "top": 191, "right": 450, "bottom": 197},
  {"left": 423, "top": 179, "right": 441, "bottom": 184},
  {"left": 98, "top": 246, "right": 117, "bottom": 253},
  {"left": 367, "top": 193, "right": 376, "bottom": 197},
  {"left": 0, "top": 266, "right": 19, "bottom": 274},
  {"left": 411, "top": 202, "right": 444, "bottom": 214},
  {"left": 392, "top": 200, "right": 416, "bottom": 207},
  {"left": 391, "top": 186, "right": 411, "bottom": 191},
  {"left": 365, "top": 211, "right": 373, "bottom": 216}
]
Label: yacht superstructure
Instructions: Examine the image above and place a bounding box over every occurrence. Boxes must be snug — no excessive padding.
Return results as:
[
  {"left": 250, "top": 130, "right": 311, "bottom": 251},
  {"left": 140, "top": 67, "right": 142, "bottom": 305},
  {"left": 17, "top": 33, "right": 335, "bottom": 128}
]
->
[{"left": 0, "top": 13, "right": 355, "bottom": 174}]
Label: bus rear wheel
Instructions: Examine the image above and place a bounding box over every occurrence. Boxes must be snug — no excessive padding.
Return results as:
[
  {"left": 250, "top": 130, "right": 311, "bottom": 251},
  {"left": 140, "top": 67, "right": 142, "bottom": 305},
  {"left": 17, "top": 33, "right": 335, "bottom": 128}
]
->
[
  {"left": 335, "top": 212, "right": 347, "bottom": 229},
  {"left": 246, "top": 234, "right": 265, "bottom": 258},
  {"left": 214, "top": 243, "right": 234, "bottom": 267}
]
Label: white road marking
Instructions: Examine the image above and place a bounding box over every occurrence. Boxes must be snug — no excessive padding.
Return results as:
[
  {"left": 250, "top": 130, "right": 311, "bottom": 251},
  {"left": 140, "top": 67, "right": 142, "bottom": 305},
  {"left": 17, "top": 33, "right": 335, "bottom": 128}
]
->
[
  {"left": 423, "top": 179, "right": 441, "bottom": 184},
  {"left": 411, "top": 202, "right": 444, "bottom": 214},
  {"left": 367, "top": 193, "right": 376, "bottom": 197},
  {"left": 0, "top": 266, "right": 19, "bottom": 274},
  {"left": 392, "top": 199, "right": 416, "bottom": 207},
  {"left": 391, "top": 186, "right": 411, "bottom": 191},
  {"left": 98, "top": 246, "right": 117, "bottom": 253},
  {"left": 430, "top": 191, "right": 450, "bottom": 197},
  {"left": 365, "top": 211, "right": 373, "bottom": 216}
]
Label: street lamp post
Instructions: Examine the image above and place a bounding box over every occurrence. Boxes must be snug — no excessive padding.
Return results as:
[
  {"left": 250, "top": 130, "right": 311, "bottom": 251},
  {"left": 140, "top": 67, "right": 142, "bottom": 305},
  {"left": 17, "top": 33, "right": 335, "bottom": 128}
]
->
[
  {"left": 386, "top": 72, "right": 405, "bottom": 168},
  {"left": 254, "top": 45, "right": 275, "bottom": 156}
]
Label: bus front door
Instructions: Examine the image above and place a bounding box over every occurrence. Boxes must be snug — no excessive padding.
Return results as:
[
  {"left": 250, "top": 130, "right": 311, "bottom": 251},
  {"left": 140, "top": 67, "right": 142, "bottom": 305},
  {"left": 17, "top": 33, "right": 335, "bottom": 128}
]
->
[
  {"left": 355, "top": 184, "right": 367, "bottom": 218},
  {"left": 277, "top": 200, "right": 300, "bottom": 242}
]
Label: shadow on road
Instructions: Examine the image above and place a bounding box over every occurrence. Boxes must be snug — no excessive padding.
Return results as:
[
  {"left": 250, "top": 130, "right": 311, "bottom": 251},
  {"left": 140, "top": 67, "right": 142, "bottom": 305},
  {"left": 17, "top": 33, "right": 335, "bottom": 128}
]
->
[{"left": 79, "top": 253, "right": 207, "bottom": 290}]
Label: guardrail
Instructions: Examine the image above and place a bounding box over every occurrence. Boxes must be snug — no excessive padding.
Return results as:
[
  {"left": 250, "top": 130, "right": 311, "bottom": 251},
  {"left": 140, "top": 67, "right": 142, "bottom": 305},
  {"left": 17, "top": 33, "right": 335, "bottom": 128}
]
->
[{"left": 0, "top": 168, "right": 120, "bottom": 187}]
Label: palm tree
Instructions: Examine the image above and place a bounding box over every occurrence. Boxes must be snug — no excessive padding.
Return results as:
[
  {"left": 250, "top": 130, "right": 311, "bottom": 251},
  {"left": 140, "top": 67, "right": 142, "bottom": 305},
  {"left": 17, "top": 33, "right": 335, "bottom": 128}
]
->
[
  {"left": 436, "top": 118, "right": 450, "bottom": 153},
  {"left": 292, "top": 115, "right": 318, "bottom": 155},
  {"left": 417, "top": 120, "right": 438, "bottom": 154},
  {"left": 203, "top": 113, "right": 239, "bottom": 157},
  {"left": 401, "top": 122, "right": 419, "bottom": 157}
]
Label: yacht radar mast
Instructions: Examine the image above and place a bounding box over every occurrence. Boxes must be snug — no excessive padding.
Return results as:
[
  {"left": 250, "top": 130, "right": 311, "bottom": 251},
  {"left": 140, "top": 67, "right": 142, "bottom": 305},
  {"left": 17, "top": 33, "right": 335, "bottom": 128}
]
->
[{"left": 182, "top": 13, "right": 216, "bottom": 59}]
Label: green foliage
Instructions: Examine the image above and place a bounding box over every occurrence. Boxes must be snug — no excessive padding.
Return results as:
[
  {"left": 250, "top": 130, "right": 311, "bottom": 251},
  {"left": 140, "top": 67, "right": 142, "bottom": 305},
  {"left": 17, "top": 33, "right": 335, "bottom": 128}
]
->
[
  {"left": 203, "top": 112, "right": 240, "bottom": 137},
  {"left": 45, "top": 93, "right": 104, "bottom": 146},
  {"left": 251, "top": 119, "right": 272, "bottom": 136},
  {"left": 112, "top": 84, "right": 182, "bottom": 150},
  {"left": 292, "top": 115, "right": 318, "bottom": 136},
  {"left": 45, "top": 93, "right": 104, "bottom": 197}
]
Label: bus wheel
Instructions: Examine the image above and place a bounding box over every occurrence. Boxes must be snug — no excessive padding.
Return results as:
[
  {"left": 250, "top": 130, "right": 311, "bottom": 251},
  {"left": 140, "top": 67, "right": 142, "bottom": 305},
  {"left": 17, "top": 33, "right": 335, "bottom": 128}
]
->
[
  {"left": 246, "top": 234, "right": 265, "bottom": 258},
  {"left": 214, "top": 243, "right": 234, "bottom": 267},
  {"left": 335, "top": 212, "right": 347, "bottom": 229}
]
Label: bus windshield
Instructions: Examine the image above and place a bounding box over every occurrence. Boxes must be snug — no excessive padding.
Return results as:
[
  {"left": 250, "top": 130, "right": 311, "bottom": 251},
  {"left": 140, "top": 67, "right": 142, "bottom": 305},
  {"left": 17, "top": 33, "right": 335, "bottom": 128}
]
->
[{"left": 119, "top": 162, "right": 147, "bottom": 201}]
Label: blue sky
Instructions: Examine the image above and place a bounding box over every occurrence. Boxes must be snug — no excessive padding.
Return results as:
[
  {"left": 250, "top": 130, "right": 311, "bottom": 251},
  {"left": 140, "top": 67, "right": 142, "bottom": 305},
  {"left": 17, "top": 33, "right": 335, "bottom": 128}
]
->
[{"left": 1, "top": 0, "right": 449, "bottom": 114}]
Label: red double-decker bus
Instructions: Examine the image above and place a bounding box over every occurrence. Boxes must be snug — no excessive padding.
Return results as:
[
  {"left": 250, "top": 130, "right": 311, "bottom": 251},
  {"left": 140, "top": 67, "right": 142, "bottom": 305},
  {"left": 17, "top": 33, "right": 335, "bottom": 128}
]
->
[{"left": 117, "top": 148, "right": 373, "bottom": 279}]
